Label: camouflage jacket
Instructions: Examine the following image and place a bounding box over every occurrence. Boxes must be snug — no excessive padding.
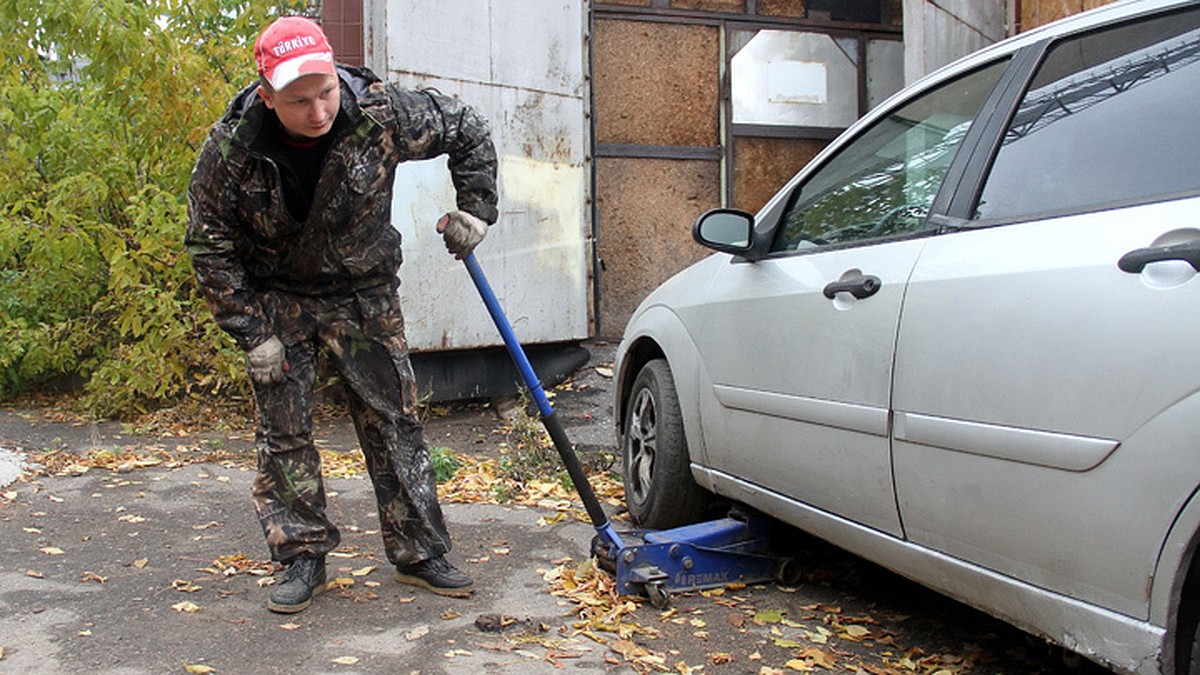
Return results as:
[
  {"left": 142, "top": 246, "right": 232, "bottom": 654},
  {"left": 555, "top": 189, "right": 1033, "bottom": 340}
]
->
[{"left": 185, "top": 65, "right": 498, "bottom": 352}]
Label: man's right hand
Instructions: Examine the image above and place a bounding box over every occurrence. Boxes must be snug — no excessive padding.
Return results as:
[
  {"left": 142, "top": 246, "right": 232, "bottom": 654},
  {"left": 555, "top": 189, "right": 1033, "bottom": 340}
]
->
[
  {"left": 246, "top": 336, "right": 287, "bottom": 385},
  {"left": 437, "top": 210, "right": 488, "bottom": 259}
]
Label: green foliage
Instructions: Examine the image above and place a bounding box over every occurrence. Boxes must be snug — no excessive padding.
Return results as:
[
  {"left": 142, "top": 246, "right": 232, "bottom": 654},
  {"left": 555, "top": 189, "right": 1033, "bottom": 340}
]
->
[
  {"left": 430, "top": 446, "right": 461, "bottom": 484},
  {"left": 0, "top": 0, "right": 307, "bottom": 417}
]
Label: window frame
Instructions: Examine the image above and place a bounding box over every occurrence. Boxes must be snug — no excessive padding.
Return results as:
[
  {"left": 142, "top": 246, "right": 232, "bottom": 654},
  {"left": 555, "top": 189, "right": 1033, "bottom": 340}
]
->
[
  {"left": 752, "top": 55, "right": 1028, "bottom": 260},
  {"left": 946, "top": 3, "right": 1200, "bottom": 228}
]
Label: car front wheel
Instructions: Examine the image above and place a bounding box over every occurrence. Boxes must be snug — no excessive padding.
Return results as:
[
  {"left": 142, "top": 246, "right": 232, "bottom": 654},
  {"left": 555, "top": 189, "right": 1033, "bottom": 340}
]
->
[{"left": 622, "top": 358, "right": 713, "bottom": 529}]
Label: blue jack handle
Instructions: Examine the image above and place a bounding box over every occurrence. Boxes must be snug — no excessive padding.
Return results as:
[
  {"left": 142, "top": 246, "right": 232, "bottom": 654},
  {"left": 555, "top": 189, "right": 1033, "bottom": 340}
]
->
[{"left": 463, "top": 254, "right": 624, "bottom": 548}]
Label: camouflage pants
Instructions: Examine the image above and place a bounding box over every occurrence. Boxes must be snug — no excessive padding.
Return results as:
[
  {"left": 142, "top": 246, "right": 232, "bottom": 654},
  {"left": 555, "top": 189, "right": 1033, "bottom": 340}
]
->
[{"left": 248, "top": 283, "right": 451, "bottom": 566}]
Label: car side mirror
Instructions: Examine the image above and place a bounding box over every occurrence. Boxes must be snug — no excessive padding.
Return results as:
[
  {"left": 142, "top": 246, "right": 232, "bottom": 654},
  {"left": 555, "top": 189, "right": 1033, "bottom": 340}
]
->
[{"left": 692, "top": 209, "right": 761, "bottom": 259}]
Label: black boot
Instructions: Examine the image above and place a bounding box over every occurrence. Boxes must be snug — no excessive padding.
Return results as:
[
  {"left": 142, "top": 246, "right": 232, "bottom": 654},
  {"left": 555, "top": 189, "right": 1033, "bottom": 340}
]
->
[
  {"left": 268, "top": 555, "right": 326, "bottom": 613},
  {"left": 394, "top": 556, "right": 474, "bottom": 598}
]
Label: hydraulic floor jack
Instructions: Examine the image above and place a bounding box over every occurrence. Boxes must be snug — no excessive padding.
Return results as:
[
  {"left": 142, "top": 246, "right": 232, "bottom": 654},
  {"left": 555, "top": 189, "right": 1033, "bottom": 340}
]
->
[{"left": 464, "top": 254, "right": 798, "bottom": 607}]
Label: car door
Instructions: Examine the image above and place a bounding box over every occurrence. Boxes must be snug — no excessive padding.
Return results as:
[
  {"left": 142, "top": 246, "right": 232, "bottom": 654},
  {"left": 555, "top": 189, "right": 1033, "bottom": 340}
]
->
[
  {"left": 892, "top": 5, "right": 1200, "bottom": 618},
  {"left": 695, "top": 59, "right": 1011, "bottom": 536}
]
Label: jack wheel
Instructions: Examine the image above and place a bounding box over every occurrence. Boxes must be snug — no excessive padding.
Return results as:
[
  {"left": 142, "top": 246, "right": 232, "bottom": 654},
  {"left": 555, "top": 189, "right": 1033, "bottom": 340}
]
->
[
  {"left": 774, "top": 557, "right": 801, "bottom": 586},
  {"left": 644, "top": 582, "right": 671, "bottom": 609}
]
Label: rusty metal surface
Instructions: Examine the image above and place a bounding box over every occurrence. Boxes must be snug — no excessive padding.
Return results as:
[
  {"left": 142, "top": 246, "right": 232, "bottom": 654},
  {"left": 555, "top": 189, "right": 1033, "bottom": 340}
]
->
[{"left": 375, "top": 0, "right": 592, "bottom": 351}]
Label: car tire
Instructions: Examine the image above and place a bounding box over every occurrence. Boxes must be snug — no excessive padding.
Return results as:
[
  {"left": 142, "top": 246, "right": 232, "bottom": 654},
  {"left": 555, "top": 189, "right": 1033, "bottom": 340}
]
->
[
  {"left": 622, "top": 359, "right": 712, "bottom": 529},
  {"left": 1191, "top": 619, "right": 1199, "bottom": 675}
]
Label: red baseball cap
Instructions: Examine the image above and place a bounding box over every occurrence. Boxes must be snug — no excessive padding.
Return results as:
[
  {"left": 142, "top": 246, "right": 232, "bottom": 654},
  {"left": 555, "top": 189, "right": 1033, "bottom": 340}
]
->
[{"left": 254, "top": 16, "right": 337, "bottom": 91}]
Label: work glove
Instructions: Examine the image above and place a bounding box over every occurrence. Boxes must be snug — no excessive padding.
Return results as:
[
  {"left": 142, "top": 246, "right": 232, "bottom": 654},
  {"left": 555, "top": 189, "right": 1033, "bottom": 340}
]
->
[
  {"left": 246, "top": 335, "right": 287, "bottom": 385},
  {"left": 437, "top": 210, "right": 488, "bottom": 259}
]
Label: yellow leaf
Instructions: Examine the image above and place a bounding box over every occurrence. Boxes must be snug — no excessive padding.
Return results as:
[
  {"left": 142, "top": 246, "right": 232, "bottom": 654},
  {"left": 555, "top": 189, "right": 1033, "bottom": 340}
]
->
[
  {"left": 184, "top": 663, "right": 217, "bottom": 673},
  {"left": 23, "top": 527, "right": 41, "bottom": 534},
  {"left": 133, "top": 558, "right": 149, "bottom": 569},
  {"left": 40, "top": 546, "right": 65, "bottom": 555},
  {"left": 773, "top": 637, "right": 805, "bottom": 649},
  {"left": 350, "top": 566, "right": 377, "bottom": 577},
  {"left": 753, "top": 609, "right": 785, "bottom": 623},
  {"left": 330, "top": 656, "right": 359, "bottom": 665},
  {"left": 675, "top": 660, "right": 697, "bottom": 674},
  {"left": 78, "top": 629, "right": 92, "bottom": 637},
  {"left": 279, "top": 623, "right": 301, "bottom": 630},
  {"left": 805, "top": 626, "right": 831, "bottom": 644},
  {"left": 796, "top": 647, "right": 838, "bottom": 670},
  {"left": 841, "top": 624, "right": 871, "bottom": 640},
  {"left": 172, "top": 579, "right": 202, "bottom": 593},
  {"left": 441, "top": 609, "right": 461, "bottom": 620},
  {"left": 172, "top": 601, "right": 201, "bottom": 613},
  {"left": 785, "top": 659, "right": 814, "bottom": 671}
]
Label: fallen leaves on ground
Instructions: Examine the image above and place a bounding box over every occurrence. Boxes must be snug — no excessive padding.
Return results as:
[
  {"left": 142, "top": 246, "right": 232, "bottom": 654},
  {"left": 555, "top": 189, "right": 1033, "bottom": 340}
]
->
[
  {"left": 437, "top": 452, "right": 623, "bottom": 514},
  {"left": 24, "top": 440, "right": 623, "bottom": 521},
  {"left": 30, "top": 446, "right": 232, "bottom": 478},
  {"left": 198, "top": 553, "right": 274, "bottom": 579},
  {"left": 543, "top": 557, "right": 671, "bottom": 672}
]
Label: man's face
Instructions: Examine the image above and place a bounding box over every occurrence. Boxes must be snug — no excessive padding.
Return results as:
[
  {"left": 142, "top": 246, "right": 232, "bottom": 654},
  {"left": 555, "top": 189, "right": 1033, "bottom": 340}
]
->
[{"left": 258, "top": 73, "right": 340, "bottom": 140}]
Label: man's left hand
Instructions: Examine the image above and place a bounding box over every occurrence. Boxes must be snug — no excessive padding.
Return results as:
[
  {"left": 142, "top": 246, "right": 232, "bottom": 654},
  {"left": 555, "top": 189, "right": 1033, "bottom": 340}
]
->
[{"left": 437, "top": 211, "right": 488, "bottom": 259}]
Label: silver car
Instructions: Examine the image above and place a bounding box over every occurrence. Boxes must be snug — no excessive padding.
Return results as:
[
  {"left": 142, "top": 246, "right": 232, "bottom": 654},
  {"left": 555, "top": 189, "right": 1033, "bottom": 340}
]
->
[{"left": 613, "top": 1, "right": 1200, "bottom": 673}]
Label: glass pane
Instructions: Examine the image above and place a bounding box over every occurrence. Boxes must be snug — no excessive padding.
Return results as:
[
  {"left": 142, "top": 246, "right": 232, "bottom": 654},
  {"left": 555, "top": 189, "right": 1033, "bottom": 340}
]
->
[
  {"left": 975, "top": 7, "right": 1200, "bottom": 220},
  {"left": 731, "top": 30, "right": 859, "bottom": 128},
  {"left": 772, "top": 60, "right": 1008, "bottom": 252}
]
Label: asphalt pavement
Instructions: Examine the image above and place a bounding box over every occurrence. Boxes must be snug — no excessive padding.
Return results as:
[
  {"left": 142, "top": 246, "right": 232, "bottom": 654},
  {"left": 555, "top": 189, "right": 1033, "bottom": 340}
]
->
[
  {"left": 0, "top": 340, "right": 625, "bottom": 674},
  {"left": 0, "top": 340, "right": 1107, "bottom": 674}
]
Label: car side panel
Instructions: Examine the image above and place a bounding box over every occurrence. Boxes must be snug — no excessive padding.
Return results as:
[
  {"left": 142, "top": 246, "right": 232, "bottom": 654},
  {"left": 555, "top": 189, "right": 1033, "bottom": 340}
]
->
[
  {"left": 893, "top": 198, "right": 1200, "bottom": 619},
  {"left": 698, "top": 465, "right": 1166, "bottom": 675},
  {"left": 692, "top": 240, "right": 928, "bottom": 536}
]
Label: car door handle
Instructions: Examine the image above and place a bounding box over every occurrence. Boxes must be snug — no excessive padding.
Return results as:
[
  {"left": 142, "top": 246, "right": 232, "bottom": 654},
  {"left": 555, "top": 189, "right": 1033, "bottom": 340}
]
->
[
  {"left": 1118, "top": 241, "right": 1200, "bottom": 273},
  {"left": 823, "top": 274, "right": 882, "bottom": 300}
]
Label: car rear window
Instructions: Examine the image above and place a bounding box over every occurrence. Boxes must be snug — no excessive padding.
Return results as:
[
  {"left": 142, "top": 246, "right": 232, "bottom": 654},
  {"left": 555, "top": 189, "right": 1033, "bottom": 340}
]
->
[{"left": 974, "top": 6, "right": 1200, "bottom": 221}]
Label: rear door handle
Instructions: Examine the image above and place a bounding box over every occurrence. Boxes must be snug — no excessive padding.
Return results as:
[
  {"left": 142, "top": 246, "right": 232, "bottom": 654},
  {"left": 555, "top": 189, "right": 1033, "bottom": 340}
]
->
[
  {"left": 1118, "top": 241, "right": 1200, "bottom": 273},
  {"left": 823, "top": 274, "right": 882, "bottom": 300}
]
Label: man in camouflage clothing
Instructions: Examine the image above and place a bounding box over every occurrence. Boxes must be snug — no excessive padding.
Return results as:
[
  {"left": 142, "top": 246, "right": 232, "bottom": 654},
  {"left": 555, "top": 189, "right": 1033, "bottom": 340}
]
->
[{"left": 185, "top": 16, "right": 497, "bottom": 613}]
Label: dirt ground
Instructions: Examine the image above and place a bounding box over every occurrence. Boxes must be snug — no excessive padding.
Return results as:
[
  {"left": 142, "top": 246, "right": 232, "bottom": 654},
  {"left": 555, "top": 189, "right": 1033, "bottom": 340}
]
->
[{"left": 0, "top": 340, "right": 1115, "bottom": 674}]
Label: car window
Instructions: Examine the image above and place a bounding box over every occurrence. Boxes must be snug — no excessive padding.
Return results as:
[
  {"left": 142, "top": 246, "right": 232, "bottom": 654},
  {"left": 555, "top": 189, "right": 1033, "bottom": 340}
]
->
[
  {"left": 974, "top": 6, "right": 1200, "bottom": 221},
  {"left": 772, "top": 60, "right": 1009, "bottom": 253}
]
